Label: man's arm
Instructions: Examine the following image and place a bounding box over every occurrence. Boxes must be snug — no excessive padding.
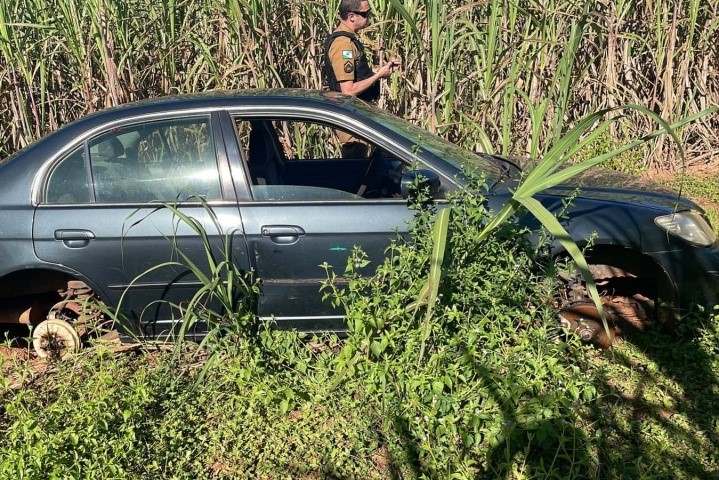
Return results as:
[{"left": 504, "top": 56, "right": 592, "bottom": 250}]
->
[
  {"left": 328, "top": 34, "right": 400, "bottom": 96},
  {"left": 339, "top": 61, "right": 397, "bottom": 96}
]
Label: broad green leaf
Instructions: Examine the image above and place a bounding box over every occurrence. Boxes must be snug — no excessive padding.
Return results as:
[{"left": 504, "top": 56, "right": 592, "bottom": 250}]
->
[
  {"left": 417, "top": 208, "right": 451, "bottom": 364},
  {"left": 516, "top": 196, "right": 607, "bottom": 329}
]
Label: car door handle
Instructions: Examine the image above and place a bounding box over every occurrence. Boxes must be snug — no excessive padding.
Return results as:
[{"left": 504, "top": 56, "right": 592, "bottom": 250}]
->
[
  {"left": 261, "top": 225, "right": 305, "bottom": 245},
  {"left": 54, "top": 229, "right": 95, "bottom": 248}
]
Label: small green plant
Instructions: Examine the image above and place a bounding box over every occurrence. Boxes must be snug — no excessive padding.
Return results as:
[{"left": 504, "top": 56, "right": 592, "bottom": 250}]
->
[
  {"left": 412, "top": 103, "right": 719, "bottom": 345},
  {"left": 322, "top": 173, "right": 600, "bottom": 477},
  {"left": 116, "top": 196, "right": 260, "bottom": 359},
  {"left": 3, "top": 180, "right": 719, "bottom": 478}
]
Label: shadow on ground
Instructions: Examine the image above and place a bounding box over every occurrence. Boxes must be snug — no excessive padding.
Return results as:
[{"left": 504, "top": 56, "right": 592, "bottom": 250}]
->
[{"left": 588, "top": 310, "right": 719, "bottom": 478}]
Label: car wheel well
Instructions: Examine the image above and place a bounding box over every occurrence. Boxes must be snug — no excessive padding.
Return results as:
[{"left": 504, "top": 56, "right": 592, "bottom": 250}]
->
[
  {"left": 553, "top": 245, "right": 677, "bottom": 346},
  {"left": 577, "top": 245, "right": 676, "bottom": 304},
  {"left": 0, "top": 269, "right": 101, "bottom": 326},
  {"left": 0, "top": 269, "right": 75, "bottom": 298}
]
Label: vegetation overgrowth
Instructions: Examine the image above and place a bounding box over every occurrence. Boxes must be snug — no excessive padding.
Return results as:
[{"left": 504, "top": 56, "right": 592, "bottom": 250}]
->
[
  {"left": 2, "top": 179, "right": 719, "bottom": 478},
  {"left": 2, "top": 0, "right": 719, "bottom": 478},
  {"left": 0, "top": 0, "right": 717, "bottom": 171}
]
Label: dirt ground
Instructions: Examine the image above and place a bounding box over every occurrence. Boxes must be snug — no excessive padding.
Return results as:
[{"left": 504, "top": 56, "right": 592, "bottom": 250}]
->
[
  {"left": 1, "top": 327, "right": 40, "bottom": 389},
  {"left": 0, "top": 325, "right": 30, "bottom": 361}
]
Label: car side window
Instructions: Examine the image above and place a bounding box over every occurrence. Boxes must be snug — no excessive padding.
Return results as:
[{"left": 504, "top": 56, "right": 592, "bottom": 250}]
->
[
  {"left": 274, "top": 121, "right": 344, "bottom": 160},
  {"left": 45, "top": 146, "right": 91, "bottom": 204},
  {"left": 234, "top": 118, "right": 407, "bottom": 200},
  {"left": 88, "top": 117, "right": 221, "bottom": 203}
]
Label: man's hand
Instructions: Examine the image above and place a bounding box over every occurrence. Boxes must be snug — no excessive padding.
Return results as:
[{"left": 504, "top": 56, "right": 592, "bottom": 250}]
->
[
  {"left": 376, "top": 58, "right": 401, "bottom": 78},
  {"left": 341, "top": 57, "right": 401, "bottom": 96}
]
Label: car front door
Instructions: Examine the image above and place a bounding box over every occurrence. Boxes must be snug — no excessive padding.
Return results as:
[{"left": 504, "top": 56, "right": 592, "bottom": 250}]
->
[
  {"left": 224, "top": 113, "right": 436, "bottom": 332},
  {"left": 32, "top": 114, "right": 251, "bottom": 337}
]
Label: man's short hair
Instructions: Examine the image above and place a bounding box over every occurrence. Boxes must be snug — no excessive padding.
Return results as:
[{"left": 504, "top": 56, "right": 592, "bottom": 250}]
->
[{"left": 339, "top": 0, "right": 366, "bottom": 20}]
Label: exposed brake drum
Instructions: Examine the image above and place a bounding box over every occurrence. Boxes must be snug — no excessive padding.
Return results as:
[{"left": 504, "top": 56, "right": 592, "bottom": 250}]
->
[{"left": 29, "top": 281, "right": 107, "bottom": 359}]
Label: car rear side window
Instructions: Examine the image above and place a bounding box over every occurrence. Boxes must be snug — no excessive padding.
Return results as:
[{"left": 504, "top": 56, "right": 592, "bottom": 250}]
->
[
  {"left": 45, "top": 146, "right": 91, "bottom": 204},
  {"left": 88, "top": 117, "right": 221, "bottom": 203}
]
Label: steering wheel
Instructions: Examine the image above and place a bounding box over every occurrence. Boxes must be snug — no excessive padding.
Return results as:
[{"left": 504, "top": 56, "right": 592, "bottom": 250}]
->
[{"left": 357, "top": 147, "right": 387, "bottom": 197}]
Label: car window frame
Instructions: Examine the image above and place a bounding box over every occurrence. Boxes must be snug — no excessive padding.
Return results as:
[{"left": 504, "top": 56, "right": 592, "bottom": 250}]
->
[
  {"left": 34, "top": 110, "right": 236, "bottom": 206},
  {"left": 218, "top": 108, "right": 461, "bottom": 204}
]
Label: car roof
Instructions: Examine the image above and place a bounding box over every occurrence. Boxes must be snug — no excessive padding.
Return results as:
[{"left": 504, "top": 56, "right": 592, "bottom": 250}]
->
[
  {"left": 0, "top": 89, "right": 701, "bottom": 214},
  {"left": 3, "top": 89, "right": 359, "bottom": 161},
  {"left": 80, "top": 89, "right": 357, "bottom": 119}
]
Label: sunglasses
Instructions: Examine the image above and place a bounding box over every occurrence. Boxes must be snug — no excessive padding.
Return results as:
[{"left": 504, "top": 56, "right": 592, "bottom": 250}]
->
[{"left": 352, "top": 10, "right": 372, "bottom": 18}]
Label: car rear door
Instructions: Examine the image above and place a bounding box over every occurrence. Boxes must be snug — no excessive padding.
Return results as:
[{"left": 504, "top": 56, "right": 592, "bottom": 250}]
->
[{"left": 32, "top": 113, "right": 251, "bottom": 336}]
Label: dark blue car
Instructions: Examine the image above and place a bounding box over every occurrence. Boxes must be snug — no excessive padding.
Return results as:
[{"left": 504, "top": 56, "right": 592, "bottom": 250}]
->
[{"left": 1, "top": 90, "right": 717, "bottom": 357}]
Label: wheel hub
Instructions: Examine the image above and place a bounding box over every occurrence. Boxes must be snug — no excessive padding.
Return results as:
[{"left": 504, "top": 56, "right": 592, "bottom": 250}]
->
[
  {"left": 32, "top": 318, "right": 81, "bottom": 359},
  {"left": 28, "top": 281, "right": 108, "bottom": 359}
]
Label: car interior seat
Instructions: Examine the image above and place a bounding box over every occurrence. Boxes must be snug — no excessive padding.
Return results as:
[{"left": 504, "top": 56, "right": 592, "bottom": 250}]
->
[
  {"left": 96, "top": 137, "right": 125, "bottom": 161},
  {"left": 247, "top": 121, "right": 287, "bottom": 186},
  {"left": 92, "top": 137, "right": 132, "bottom": 203}
]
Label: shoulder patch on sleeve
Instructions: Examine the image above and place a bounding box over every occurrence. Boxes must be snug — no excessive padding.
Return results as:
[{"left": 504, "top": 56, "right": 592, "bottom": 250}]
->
[
  {"left": 342, "top": 50, "right": 353, "bottom": 59},
  {"left": 344, "top": 61, "right": 354, "bottom": 73}
]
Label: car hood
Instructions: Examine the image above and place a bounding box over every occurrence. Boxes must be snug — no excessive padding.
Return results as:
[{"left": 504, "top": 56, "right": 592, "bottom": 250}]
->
[
  {"left": 547, "top": 168, "right": 699, "bottom": 212},
  {"left": 489, "top": 155, "right": 701, "bottom": 213}
]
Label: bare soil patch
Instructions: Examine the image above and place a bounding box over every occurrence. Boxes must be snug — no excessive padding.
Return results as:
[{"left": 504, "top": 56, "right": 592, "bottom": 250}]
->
[{"left": 0, "top": 326, "right": 30, "bottom": 362}]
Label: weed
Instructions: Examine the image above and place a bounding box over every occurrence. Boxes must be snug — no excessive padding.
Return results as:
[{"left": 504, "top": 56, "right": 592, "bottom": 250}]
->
[
  {"left": 2, "top": 182, "right": 719, "bottom": 477},
  {"left": 321, "top": 175, "right": 600, "bottom": 477}
]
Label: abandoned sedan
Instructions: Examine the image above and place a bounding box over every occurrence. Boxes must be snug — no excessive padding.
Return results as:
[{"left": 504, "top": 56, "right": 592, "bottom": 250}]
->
[{"left": 1, "top": 89, "right": 718, "bottom": 357}]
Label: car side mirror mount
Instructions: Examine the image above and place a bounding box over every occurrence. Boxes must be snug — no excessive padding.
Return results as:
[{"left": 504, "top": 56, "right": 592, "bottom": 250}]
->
[{"left": 400, "top": 169, "right": 441, "bottom": 199}]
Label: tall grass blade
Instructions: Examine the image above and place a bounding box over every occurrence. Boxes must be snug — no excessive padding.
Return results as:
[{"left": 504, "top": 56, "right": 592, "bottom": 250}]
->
[
  {"left": 414, "top": 207, "right": 450, "bottom": 364},
  {"left": 516, "top": 195, "right": 608, "bottom": 329}
]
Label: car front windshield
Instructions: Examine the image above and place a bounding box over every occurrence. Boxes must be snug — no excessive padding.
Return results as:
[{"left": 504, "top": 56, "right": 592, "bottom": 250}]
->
[{"left": 350, "top": 100, "right": 503, "bottom": 179}]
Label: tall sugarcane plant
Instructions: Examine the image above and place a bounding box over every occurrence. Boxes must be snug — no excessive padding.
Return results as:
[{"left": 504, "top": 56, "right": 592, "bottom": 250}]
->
[{"left": 1, "top": 0, "right": 716, "bottom": 167}]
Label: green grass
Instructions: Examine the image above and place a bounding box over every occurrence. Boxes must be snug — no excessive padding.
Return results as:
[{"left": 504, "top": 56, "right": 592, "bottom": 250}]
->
[
  {"left": 658, "top": 173, "right": 719, "bottom": 230},
  {"left": 0, "top": 343, "right": 406, "bottom": 479},
  {"left": 2, "top": 311, "right": 718, "bottom": 478},
  {"left": 587, "top": 309, "right": 719, "bottom": 478},
  {"left": 3, "top": 180, "right": 719, "bottom": 478}
]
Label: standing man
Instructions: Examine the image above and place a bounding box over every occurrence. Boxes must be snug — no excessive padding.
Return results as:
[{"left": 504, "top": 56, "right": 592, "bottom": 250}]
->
[
  {"left": 323, "top": 0, "right": 400, "bottom": 157},
  {"left": 323, "top": 0, "right": 399, "bottom": 101}
]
